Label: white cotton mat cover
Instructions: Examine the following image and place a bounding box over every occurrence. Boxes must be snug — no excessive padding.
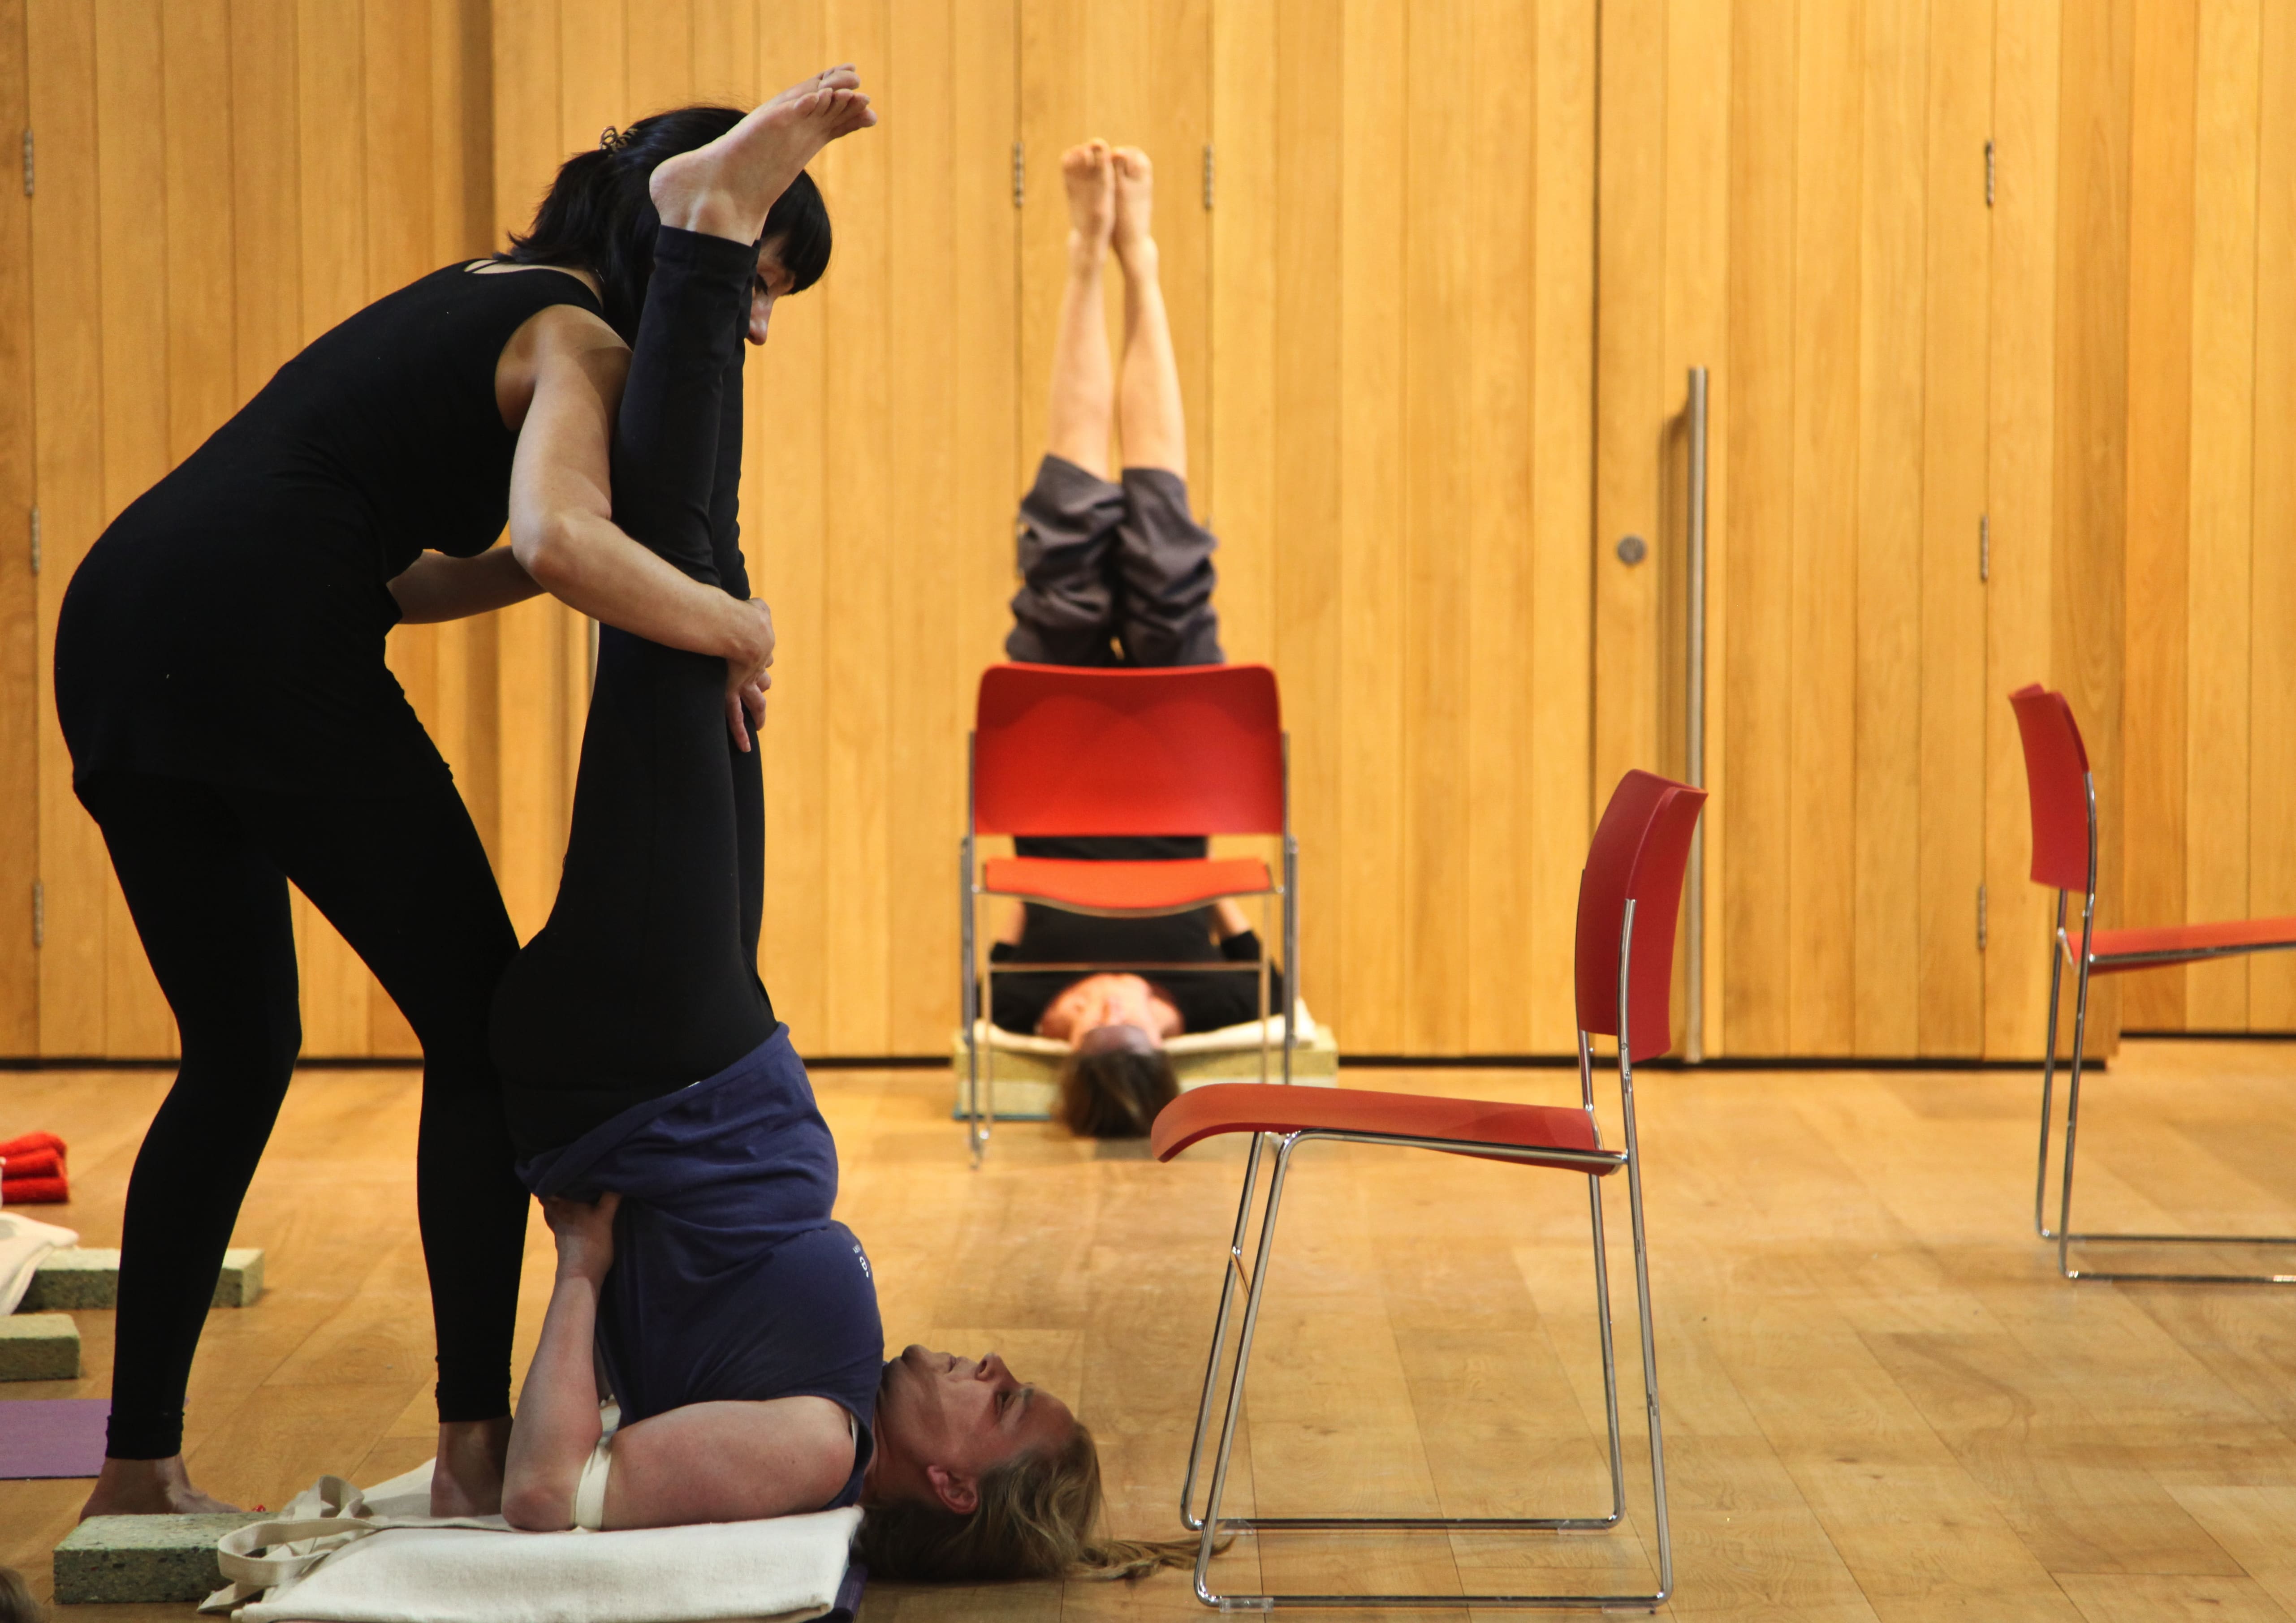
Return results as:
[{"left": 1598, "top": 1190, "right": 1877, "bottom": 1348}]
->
[
  {"left": 203, "top": 1460, "right": 858, "bottom": 1623},
  {"left": 968, "top": 1002, "right": 1320, "bottom": 1056},
  {"left": 0, "top": 1211, "right": 77, "bottom": 1315}
]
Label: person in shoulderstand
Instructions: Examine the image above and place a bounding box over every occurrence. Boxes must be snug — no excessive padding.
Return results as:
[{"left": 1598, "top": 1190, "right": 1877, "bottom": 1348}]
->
[
  {"left": 988, "top": 140, "right": 1287, "bottom": 1138},
  {"left": 484, "top": 86, "right": 1193, "bottom": 1585}
]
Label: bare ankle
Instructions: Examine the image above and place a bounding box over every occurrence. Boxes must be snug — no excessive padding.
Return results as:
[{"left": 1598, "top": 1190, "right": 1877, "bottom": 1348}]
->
[
  {"left": 1116, "top": 236, "right": 1160, "bottom": 280},
  {"left": 1067, "top": 232, "right": 1108, "bottom": 275}
]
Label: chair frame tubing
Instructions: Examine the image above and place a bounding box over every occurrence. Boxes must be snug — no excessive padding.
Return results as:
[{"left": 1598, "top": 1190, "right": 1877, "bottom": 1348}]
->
[
  {"left": 1173, "top": 902, "right": 1672, "bottom": 1611},
  {"left": 961, "top": 732, "right": 1299, "bottom": 1166},
  {"left": 2032, "top": 771, "right": 2296, "bottom": 1284}
]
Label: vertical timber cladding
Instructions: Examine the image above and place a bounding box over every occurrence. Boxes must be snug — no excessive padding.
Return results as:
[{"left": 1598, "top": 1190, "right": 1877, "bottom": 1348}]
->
[
  {"left": 2120, "top": 0, "right": 2296, "bottom": 1037},
  {"left": 1597, "top": 0, "right": 2170, "bottom": 1062},
  {"left": 0, "top": 0, "right": 34, "bottom": 1054},
  {"left": 16, "top": 1, "right": 502, "bottom": 1060},
  {"left": 1204, "top": 0, "right": 1599, "bottom": 1058}
]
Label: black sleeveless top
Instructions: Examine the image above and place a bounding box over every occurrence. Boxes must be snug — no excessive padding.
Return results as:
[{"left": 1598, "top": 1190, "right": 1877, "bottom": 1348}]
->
[{"left": 55, "top": 263, "right": 605, "bottom": 794}]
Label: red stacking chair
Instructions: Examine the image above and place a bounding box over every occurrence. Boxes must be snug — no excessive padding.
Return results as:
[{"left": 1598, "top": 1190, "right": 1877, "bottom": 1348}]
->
[
  {"left": 1148, "top": 770, "right": 1703, "bottom": 1612},
  {"left": 2010, "top": 684, "right": 2296, "bottom": 1284},
  {"left": 962, "top": 664, "right": 1297, "bottom": 1162}
]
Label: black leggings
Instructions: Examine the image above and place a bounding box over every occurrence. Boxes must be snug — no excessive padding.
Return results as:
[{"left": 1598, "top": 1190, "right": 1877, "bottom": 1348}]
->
[
  {"left": 78, "top": 771, "right": 526, "bottom": 1457},
  {"left": 490, "top": 228, "right": 774, "bottom": 1157}
]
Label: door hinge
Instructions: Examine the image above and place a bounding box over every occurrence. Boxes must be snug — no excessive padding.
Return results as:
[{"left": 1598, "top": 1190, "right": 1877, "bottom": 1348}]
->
[
  {"left": 1979, "top": 513, "right": 1989, "bottom": 582},
  {"left": 33, "top": 880, "right": 43, "bottom": 950},
  {"left": 1010, "top": 141, "right": 1024, "bottom": 209},
  {"left": 21, "top": 128, "right": 31, "bottom": 197},
  {"left": 29, "top": 506, "right": 40, "bottom": 576},
  {"left": 1984, "top": 139, "right": 1994, "bottom": 207},
  {"left": 1977, "top": 883, "right": 1988, "bottom": 953},
  {"left": 1202, "top": 143, "right": 1215, "bottom": 210}
]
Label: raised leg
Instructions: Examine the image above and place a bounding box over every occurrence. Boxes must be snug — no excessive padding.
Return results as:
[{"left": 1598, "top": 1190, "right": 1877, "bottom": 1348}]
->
[
  {"left": 1111, "top": 147, "right": 1185, "bottom": 479},
  {"left": 1048, "top": 140, "right": 1117, "bottom": 478},
  {"left": 648, "top": 67, "right": 875, "bottom": 248}
]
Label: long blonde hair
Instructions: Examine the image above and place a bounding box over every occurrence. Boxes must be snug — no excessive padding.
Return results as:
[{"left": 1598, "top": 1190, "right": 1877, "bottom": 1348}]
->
[{"left": 854, "top": 1420, "right": 1201, "bottom": 1582}]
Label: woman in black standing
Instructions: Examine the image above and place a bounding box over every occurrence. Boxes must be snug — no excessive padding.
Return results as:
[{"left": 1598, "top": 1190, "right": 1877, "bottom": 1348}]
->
[{"left": 53, "top": 69, "right": 873, "bottom": 1520}]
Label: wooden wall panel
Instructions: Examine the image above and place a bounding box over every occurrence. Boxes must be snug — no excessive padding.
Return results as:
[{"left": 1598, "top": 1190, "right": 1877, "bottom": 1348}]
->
[
  {"left": 0, "top": 0, "right": 34, "bottom": 1056},
  {"left": 20, "top": 0, "right": 498, "bottom": 1060},
  {"left": 2116, "top": 0, "right": 2193, "bottom": 1033},
  {"left": 1918, "top": 0, "right": 1991, "bottom": 1056},
  {"left": 29, "top": 0, "right": 112, "bottom": 1056},
  {"left": 2248, "top": 2, "right": 2296, "bottom": 1029},
  {"left": 12, "top": 0, "right": 2286, "bottom": 1061},
  {"left": 1982, "top": 0, "right": 2059, "bottom": 1057},
  {"left": 2106, "top": 0, "right": 2296, "bottom": 1038}
]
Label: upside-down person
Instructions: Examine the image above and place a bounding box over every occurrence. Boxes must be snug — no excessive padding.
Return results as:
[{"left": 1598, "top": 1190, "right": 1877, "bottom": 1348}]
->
[
  {"left": 989, "top": 141, "right": 1287, "bottom": 1139},
  {"left": 487, "top": 85, "right": 1190, "bottom": 1584}
]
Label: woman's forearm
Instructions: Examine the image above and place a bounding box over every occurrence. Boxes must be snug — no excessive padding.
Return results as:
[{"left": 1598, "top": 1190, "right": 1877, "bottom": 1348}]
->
[
  {"left": 501, "top": 1268, "right": 607, "bottom": 1531},
  {"left": 388, "top": 548, "right": 548, "bottom": 624},
  {"left": 514, "top": 511, "right": 764, "bottom": 665}
]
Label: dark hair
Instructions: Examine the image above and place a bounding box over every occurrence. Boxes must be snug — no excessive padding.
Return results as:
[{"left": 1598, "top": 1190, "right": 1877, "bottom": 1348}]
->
[
  {"left": 1057, "top": 1034, "right": 1178, "bottom": 1138},
  {"left": 0, "top": 1566, "right": 43, "bottom": 1623},
  {"left": 499, "top": 105, "right": 833, "bottom": 340},
  {"left": 854, "top": 1422, "right": 1198, "bottom": 1583}
]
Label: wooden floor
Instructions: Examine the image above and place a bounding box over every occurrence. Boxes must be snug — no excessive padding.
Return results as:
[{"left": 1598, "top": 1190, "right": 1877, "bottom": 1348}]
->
[{"left": 4, "top": 1040, "right": 2296, "bottom": 1620}]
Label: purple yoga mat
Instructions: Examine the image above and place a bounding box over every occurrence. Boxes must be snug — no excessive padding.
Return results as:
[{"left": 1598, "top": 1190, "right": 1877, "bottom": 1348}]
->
[{"left": 0, "top": 1397, "right": 108, "bottom": 1479}]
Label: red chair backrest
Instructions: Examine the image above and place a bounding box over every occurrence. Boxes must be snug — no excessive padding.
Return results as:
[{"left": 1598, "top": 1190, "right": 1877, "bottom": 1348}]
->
[
  {"left": 1573, "top": 770, "right": 1708, "bottom": 1060},
  {"left": 2007, "top": 684, "right": 2093, "bottom": 891},
  {"left": 972, "top": 663, "right": 1286, "bottom": 837}
]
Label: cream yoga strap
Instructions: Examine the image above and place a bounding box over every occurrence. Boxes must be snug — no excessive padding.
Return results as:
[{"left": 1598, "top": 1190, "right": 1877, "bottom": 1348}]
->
[
  {"left": 199, "top": 1477, "right": 499, "bottom": 1614},
  {"left": 572, "top": 1432, "right": 613, "bottom": 1531}
]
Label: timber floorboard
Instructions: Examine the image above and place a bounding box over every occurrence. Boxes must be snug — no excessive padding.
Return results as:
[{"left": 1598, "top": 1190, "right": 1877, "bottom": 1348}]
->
[{"left": 3, "top": 1038, "right": 2294, "bottom": 1620}]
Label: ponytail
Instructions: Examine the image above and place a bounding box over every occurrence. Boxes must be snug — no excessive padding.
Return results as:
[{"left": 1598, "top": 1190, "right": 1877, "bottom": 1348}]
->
[{"left": 500, "top": 104, "right": 834, "bottom": 340}]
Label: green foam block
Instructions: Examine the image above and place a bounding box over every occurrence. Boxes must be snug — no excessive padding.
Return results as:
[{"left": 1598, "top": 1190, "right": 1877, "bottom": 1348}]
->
[
  {"left": 18, "top": 1245, "right": 264, "bottom": 1311},
  {"left": 0, "top": 1312, "right": 80, "bottom": 1380},
  {"left": 53, "top": 1513, "right": 271, "bottom": 1604}
]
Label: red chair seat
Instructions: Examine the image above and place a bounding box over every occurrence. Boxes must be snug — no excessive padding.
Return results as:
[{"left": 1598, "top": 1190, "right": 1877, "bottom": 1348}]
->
[
  {"left": 2088, "top": 915, "right": 2296, "bottom": 973},
  {"left": 1151, "top": 1082, "right": 1617, "bottom": 1175},
  {"left": 981, "top": 855, "right": 1272, "bottom": 914}
]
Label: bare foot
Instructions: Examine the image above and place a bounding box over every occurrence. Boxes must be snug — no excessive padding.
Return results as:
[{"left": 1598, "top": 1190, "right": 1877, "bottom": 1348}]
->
[
  {"left": 650, "top": 66, "right": 877, "bottom": 245},
  {"left": 79, "top": 1456, "right": 241, "bottom": 1520},
  {"left": 1062, "top": 140, "right": 1114, "bottom": 262},
  {"left": 1111, "top": 146, "right": 1156, "bottom": 267},
  {"left": 431, "top": 1416, "right": 513, "bottom": 1516}
]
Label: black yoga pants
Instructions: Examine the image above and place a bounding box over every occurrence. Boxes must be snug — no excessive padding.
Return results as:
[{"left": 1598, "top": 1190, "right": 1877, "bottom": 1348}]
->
[
  {"left": 78, "top": 771, "right": 527, "bottom": 1459},
  {"left": 489, "top": 227, "right": 775, "bottom": 1157}
]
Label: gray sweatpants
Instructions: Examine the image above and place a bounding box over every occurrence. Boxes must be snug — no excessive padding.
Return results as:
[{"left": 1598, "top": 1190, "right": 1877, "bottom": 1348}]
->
[{"left": 1006, "top": 454, "right": 1222, "bottom": 667}]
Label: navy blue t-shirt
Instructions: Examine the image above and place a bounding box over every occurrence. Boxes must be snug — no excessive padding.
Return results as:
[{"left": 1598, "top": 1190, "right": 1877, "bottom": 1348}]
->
[{"left": 518, "top": 1025, "right": 884, "bottom": 1509}]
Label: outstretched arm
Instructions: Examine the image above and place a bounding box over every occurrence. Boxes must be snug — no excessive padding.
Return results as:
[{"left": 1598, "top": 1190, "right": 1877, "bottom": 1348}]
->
[{"left": 503, "top": 305, "right": 775, "bottom": 747}]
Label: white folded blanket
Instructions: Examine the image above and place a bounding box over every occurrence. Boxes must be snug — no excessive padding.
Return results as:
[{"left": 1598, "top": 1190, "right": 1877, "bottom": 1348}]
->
[
  {"left": 970, "top": 1002, "right": 1319, "bottom": 1056},
  {"left": 0, "top": 1211, "right": 78, "bottom": 1315},
  {"left": 205, "top": 1461, "right": 859, "bottom": 1623}
]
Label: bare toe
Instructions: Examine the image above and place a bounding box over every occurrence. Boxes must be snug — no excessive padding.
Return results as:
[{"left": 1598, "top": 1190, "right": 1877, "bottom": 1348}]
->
[
  {"left": 1111, "top": 146, "right": 1154, "bottom": 254},
  {"left": 1061, "top": 140, "right": 1115, "bottom": 248}
]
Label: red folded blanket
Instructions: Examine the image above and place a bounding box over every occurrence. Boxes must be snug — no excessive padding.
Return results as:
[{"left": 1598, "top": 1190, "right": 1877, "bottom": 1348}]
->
[{"left": 2, "top": 1131, "right": 69, "bottom": 1203}]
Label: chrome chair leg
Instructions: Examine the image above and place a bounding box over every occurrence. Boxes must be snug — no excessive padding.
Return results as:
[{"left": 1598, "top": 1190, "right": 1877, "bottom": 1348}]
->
[
  {"left": 2035, "top": 891, "right": 2067, "bottom": 1237},
  {"left": 1586, "top": 1173, "right": 1627, "bottom": 1526},
  {"left": 1184, "top": 1133, "right": 1671, "bottom": 1610},
  {"left": 1182, "top": 1132, "right": 1267, "bottom": 1533},
  {"left": 2051, "top": 973, "right": 2296, "bottom": 1284},
  {"left": 1617, "top": 1051, "right": 1674, "bottom": 1604},
  {"left": 1193, "top": 1133, "right": 1296, "bottom": 1605}
]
